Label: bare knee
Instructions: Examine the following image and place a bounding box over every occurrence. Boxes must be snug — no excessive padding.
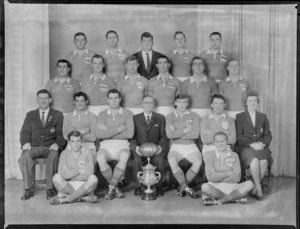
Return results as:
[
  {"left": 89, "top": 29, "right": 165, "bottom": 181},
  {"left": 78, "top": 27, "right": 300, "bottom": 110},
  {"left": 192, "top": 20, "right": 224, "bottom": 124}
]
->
[
  {"left": 97, "top": 151, "right": 106, "bottom": 165},
  {"left": 47, "top": 150, "right": 59, "bottom": 160},
  {"left": 191, "top": 158, "right": 202, "bottom": 172},
  {"left": 201, "top": 183, "right": 210, "bottom": 193},
  {"left": 245, "top": 180, "right": 254, "bottom": 190},
  {"left": 119, "top": 150, "right": 130, "bottom": 161},
  {"left": 88, "top": 175, "right": 98, "bottom": 185},
  {"left": 52, "top": 173, "right": 63, "bottom": 183},
  {"left": 250, "top": 158, "right": 259, "bottom": 166}
]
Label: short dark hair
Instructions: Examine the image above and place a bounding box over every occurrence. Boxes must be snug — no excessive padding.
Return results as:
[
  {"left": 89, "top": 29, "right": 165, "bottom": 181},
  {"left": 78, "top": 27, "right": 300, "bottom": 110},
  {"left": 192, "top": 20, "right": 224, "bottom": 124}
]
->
[
  {"left": 107, "top": 88, "right": 122, "bottom": 99},
  {"left": 37, "top": 89, "right": 51, "bottom": 98},
  {"left": 209, "top": 32, "right": 222, "bottom": 39},
  {"left": 92, "top": 54, "right": 105, "bottom": 63},
  {"left": 57, "top": 59, "right": 71, "bottom": 68},
  {"left": 68, "top": 130, "right": 82, "bottom": 140},
  {"left": 156, "top": 55, "right": 170, "bottom": 64},
  {"left": 125, "top": 55, "right": 139, "bottom": 64},
  {"left": 74, "top": 32, "right": 87, "bottom": 40},
  {"left": 211, "top": 94, "right": 226, "bottom": 104},
  {"left": 191, "top": 56, "right": 205, "bottom": 68},
  {"left": 243, "top": 89, "right": 260, "bottom": 107},
  {"left": 106, "top": 30, "right": 118, "bottom": 39},
  {"left": 174, "top": 31, "right": 186, "bottom": 40},
  {"left": 176, "top": 94, "right": 190, "bottom": 103},
  {"left": 74, "top": 92, "right": 88, "bottom": 101},
  {"left": 141, "top": 32, "right": 153, "bottom": 41},
  {"left": 213, "top": 131, "right": 228, "bottom": 141}
]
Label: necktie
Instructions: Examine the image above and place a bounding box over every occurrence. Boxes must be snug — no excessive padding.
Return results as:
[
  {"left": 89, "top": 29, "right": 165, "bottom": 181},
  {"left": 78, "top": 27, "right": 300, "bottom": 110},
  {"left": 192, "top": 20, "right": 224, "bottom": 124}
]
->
[
  {"left": 41, "top": 111, "right": 45, "bottom": 126},
  {"left": 146, "top": 115, "right": 151, "bottom": 129},
  {"left": 146, "top": 52, "right": 151, "bottom": 72}
]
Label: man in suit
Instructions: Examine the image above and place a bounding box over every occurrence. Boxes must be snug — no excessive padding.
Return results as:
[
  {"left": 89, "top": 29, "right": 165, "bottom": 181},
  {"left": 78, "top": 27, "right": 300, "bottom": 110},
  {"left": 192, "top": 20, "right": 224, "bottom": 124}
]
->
[
  {"left": 19, "top": 89, "right": 66, "bottom": 200},
  {"left": 130, "top": 95, "right": 167, "bottom": 197},
  {"left": 133, "top": 32, "right": 164, "bottom": 80}
]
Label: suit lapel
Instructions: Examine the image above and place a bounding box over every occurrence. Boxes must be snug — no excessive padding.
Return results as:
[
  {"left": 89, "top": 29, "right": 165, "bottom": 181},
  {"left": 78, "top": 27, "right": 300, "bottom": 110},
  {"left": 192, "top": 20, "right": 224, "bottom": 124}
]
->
[
  {"left": 35, "top": 109, "right": 43, "bottom": 128},
  {"left": 148, "top": 51, "right": 157, "bottom": 73},
  {"left": 245, "top": 110, "right": 255, "bottom": 128},
  {"left": 138, "top": 113, "right": 148, "bottom": 129},
  {"left": 138, "top": 51, "right": 147, "bottom": 72},
  {"left": 255, "top": 112, "right": 263, "bottom": 130},
  {"left": 44, "top": 108, "right": 54, "bottom": 129}
]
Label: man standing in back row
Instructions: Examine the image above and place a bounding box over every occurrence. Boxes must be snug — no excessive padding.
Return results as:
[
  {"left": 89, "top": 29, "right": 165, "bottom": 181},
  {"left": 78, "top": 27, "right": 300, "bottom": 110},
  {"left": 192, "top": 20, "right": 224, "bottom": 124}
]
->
[
  {"left": 134, "top": 32, "right": 164, "bottom": 80},
  {"left": 200, "top": 32, "right": 232, "bottom": 83}
]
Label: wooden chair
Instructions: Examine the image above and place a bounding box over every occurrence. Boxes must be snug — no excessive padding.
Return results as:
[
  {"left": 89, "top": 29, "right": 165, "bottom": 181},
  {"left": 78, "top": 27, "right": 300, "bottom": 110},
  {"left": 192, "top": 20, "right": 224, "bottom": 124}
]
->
[{"left": 33, "top": 158, "right": 47, "bottom": 190}]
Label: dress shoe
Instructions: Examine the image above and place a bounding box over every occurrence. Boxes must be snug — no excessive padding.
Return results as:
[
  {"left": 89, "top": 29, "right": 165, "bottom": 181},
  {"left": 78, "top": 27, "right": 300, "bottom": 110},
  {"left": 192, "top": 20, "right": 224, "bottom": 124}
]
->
[
  {"left": 46, "top": 189, "right": 56, "bottom": 200},
  {"left": 176, "top": 186, "right": 186, "bottom": 197},
  {"left": 235, "top": 197, "right": 248, "bottom": 204},
  {"left": 134, "top": 187, "right": 143, "bottom": 197},
  {"left": 81, "top": 195, "right": 98, "bottom": 203},
  {"left": 21, "top": 189, "right": 34, "bottom": 200},
  {"left": 249, "top": 192, "right": 263, "bottom": 201},
  {"left": 156, "top": 187, "right": 164, "bottom": 197}
]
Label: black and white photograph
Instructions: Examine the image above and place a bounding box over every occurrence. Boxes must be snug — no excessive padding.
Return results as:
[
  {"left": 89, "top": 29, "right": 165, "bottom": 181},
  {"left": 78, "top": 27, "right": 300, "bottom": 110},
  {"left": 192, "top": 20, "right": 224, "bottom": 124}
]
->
[{"left": 2, "top": 1, "right": 298, "bottom": 227}]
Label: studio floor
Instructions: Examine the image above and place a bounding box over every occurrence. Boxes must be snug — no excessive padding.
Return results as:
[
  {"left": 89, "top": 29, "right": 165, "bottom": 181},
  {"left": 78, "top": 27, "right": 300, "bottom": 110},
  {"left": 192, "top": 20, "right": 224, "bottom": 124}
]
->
[{"left": 4, "top": 177, "right": 296, "bottom": 226}]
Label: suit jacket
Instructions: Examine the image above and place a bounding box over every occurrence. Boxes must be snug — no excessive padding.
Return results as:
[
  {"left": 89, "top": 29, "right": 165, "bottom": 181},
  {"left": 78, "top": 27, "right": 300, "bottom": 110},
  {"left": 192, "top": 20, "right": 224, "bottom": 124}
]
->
[
  {"left": 130, "top": 112, "right": 167, "bottom": 155},
  {"left": 235, "top": 110, "right": 272, "bottom": 148},
  {"left": 133, "top": 50, "right": 163, "bottom": 80},
  {"left": 20, "top": 108, "right": 66, "bottom": 150}
]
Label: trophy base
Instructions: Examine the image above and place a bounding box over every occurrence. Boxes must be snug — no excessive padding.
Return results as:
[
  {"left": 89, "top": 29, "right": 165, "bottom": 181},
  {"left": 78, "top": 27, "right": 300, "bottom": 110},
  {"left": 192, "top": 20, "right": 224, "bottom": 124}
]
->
[{"left": 141, "top": 192, "right": 157, "bottom": 201}]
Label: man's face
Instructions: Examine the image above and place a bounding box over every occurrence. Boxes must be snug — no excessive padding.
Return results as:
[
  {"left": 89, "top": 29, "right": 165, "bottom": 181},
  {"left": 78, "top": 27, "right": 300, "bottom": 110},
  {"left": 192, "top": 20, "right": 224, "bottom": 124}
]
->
[
  {"left": 175, "top": 33, "right": 186, "bottom": 48},
  {"left": 141, "top": 37, "right": 153, "bottom": 52},
  {"left": 209, "top": 34, "right": 222, "bottom": 50},
  {"left": 126, "top": 60, "right": 139, "bottom": 75},
  {"left": 57, "top": 62, "right": 70, "bottom": 77},
  {"left": 227, "top": 61, "right": 240, "bottom": 76},
  {"left": 175, "top": 98, "right": 189, "bottom": 113},
  {"left": 192, "top": 59, "right": 205, "bottom": 75},
  {"left": 142, "top": 96, "right": 155, "bottom": 113},
  {"left": 68, "top": 136, "right": 82, "bottom": 152},
  {"left": 156, "top": 58, "right": 170, "bottom": 74},
  {"left": 74, "top": 96, "right": 88, "bottom": 111},
  {"left": 246, "top": 96, "right": 258, "bottom": 111},
  {"left": 106, "top": 32, "right": 118, "bottom": 48},
  {"left": 92, "top": 57, "right": 105, "bottom": 73},
  {"left": 211, "top": 98, "right": 225, "bottom": 115},
  {"left": 214, "top": 134, "right": 228, "bottom": 152},
  {"left": 37, "top": 93, "right": 51, "bottom": 110},
  {"left": 73, "top": 35, "right": 87, "bottom": 50},
  {"left": 107, "top": 93, "right": 121, "bottom": 109}
]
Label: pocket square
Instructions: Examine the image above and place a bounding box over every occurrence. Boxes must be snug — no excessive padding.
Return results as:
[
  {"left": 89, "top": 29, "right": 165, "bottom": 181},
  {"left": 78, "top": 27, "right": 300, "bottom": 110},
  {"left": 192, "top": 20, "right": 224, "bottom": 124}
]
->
[{"left": 154, "top": 124, "right": 158, "bottom": 127}]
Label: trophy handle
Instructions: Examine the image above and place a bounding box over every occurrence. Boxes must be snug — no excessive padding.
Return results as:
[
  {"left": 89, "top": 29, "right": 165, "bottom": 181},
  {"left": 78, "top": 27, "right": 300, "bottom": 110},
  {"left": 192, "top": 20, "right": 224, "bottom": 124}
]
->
[
  {"left": 137, "top": 171, "right": 143, "bottom": 183},
  {"left": 155, "top": 171, "right": 161, "bottom": 183}
]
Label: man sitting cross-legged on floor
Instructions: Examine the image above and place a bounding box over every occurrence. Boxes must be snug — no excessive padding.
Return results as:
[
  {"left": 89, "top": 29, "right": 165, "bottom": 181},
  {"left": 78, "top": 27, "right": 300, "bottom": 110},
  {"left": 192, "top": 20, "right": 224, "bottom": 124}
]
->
[
  {"left": 166, "top": 94, "right": 202, "bottom": 198},
  {"left": 201, "top": 131, "right": 254, "bottom": 206},
  {"left": 96, "top": 89, "right": 134, "bottom": 200},
  {"left": 49, "top": 130, "right": 98, "bottom": 205}
]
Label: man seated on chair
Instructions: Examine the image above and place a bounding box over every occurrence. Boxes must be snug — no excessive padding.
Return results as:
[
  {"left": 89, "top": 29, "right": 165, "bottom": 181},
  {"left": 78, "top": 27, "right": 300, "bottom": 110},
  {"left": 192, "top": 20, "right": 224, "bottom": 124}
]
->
[
  {"left": 166, "top": 94, "right": 202, "bottom": 198},
  {"left": 49, "top": 130, "right": 98, "bottom": 205},
  {"left": 200, "top": 94, "right": 236, "bottom": 156},
  {"left": 201, "top": 132, "right": 254, "bottom": 206},
  {"left": 130, "top": 95, "right": 167, "bottom": 197},
  {"left": 95, "top": 89, "right": 134, "bottom": 200},
  {"left": 63, "top": 92, "right": 97, "bottom": 161},
  {"left": 19, "top": 89, "right": 66, "bottom": 200}
]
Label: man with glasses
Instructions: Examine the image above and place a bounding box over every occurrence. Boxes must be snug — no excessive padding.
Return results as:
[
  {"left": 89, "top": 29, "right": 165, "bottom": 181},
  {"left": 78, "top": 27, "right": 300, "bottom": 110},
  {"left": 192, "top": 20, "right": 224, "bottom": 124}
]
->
[{"left": 130, "top": 95, "right": 167, "bottom": 197}]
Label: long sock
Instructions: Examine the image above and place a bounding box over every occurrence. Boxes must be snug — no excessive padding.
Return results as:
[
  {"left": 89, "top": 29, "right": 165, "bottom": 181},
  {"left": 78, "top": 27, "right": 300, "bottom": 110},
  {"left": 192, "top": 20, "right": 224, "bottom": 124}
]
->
[
  {"left": 174, "top": 169, "right": 187, "bottom": 189},
  {"left": 221, "top": 189, "right": 243, "bottom": 204},
  {"left": 202, "top": 184, "right": 225, "bottom": 199},
  {"left": 101, "top": 166, "right": 113, "bottom": 184},
  {"left": 62, "top": 182, "right": 76, "bottom": 195},
  {"left": 68, "top": 185, "right": 88, "bottom": 202},
  {"left": 110, "top": 166, "right": 125, "bottom": 187},
  {"left": 186, "top": 168, "right": 198, "bottom": 184}
]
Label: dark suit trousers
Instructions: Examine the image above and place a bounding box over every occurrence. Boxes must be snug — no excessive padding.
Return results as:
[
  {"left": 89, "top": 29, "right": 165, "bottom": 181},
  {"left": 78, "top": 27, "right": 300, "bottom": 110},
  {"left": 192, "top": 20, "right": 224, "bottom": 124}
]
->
[
  {"left": 18, "top": 146, "right": 59, "bottom": 190},
  {"left": 132, "top": 152, "right": 165, "bottom": 188}
]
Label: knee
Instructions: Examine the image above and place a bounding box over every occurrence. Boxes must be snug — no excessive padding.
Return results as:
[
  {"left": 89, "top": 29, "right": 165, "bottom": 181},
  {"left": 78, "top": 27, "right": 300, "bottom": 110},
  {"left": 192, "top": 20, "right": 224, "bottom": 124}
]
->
[
  {"left": 88, "top": 175, "right": 98, "bottom": 185},
  {"left": 167, "top": 152, "right": 177, "bottom": 165},
  {"left": 191, "top": 158, "right": 202, "bottom": 172},
  {"left": 52, "top": 173, "right": 63, "bottom": 183},
  {"left": 120, "top": 150, "right": 130, "bottom": 160},
  {"left": 96, "top": 151, "right": 106, "bottom": 165},
  {"left": 260, "top": 159, "right": 268, "bottom": 166},
  {"left": 250, "top": 157, "right": 259, "bottom": 165},
  {"left": 245, "top": 180, "right": 254, "bottom": 190},
  {"left": 201, "top": 183, "right": 210, "bottom": 193},
  {"left": 19, "top": 150, "right": 31, "bottom": 163}
]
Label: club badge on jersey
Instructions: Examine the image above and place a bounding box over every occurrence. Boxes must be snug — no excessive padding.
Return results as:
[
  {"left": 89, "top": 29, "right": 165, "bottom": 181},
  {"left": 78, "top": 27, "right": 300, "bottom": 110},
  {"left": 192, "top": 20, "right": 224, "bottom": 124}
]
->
[
  {"left": 226, "top": 158, "right": 234, "bottom": 167},
  {"left": 220, "top": 54, "right": 227, "bottom": 62},
  {"left": 167, "top": 82, "right": 175, "bottom": 89},
  {"left": 136, "top": 81, "right": 144, "bottom": 89},
  {"left": 183, "top": 57, "right": 190, "bottom": 62},
  {"left": 222, "top": 121, "right": 229, "bottom": 130},
  {"left": 50, "top": 126, "right": 56, "bottom": 134},
  {"left": 65, "top": 84, "right": 73, "bottom": 91},
  {"left": 85, "top": 57, "right": 92, "bottom": 65},
  {"left": 100, "top": 84, "right": 108, "bottom": 91},
  {"left": 118, "top": 53, "right": 125, "bottom": 61},
  {"left": 239, "top": 84, "right": 246, "bottom": 91}
]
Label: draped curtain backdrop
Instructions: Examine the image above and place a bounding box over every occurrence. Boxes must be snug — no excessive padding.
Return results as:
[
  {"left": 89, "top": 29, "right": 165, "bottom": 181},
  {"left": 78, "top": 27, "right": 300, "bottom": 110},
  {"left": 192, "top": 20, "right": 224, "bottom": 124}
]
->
[{"left": 5, "top": 3, "right": 297, "bottom": 179}]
